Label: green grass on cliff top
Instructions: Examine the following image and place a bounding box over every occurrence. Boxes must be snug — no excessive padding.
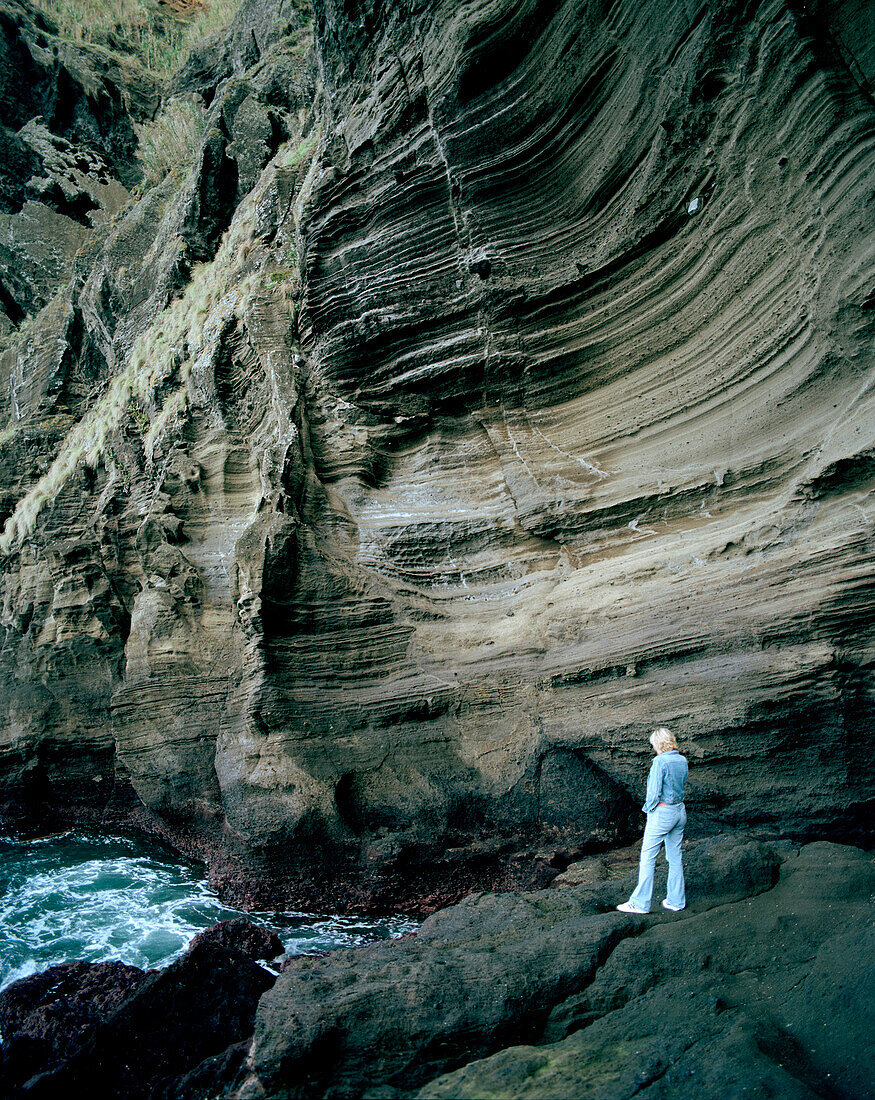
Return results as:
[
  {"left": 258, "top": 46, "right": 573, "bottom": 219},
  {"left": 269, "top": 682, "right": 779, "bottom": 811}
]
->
[{"left": 29, "top": 0, "right": 245, "bottom": 78}]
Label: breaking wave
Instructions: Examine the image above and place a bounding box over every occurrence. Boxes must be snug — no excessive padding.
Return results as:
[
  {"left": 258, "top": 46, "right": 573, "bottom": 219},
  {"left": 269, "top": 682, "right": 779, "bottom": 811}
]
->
[{"left": 0, "top": 832, "right": 416, "bottom": 990}]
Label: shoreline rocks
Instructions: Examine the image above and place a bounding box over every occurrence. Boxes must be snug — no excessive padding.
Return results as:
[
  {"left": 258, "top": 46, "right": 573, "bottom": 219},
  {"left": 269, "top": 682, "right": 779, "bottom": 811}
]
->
[
  {"left": 1, "top": 838, "right": 871, "bottom": 1099},
  {"left": 0, "top": 928, "right": 276, "bottom": 1099},
  {"left": 235, "top": 834, "right": 787, "bottom": 1098},
  {"left": 418, "top": 841, "right": 875, "bottom": 1100}
]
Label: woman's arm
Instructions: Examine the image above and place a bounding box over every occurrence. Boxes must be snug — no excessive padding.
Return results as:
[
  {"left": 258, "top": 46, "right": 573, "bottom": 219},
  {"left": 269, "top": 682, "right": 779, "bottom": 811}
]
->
[{"left": 642, "top": 756, "right": 663, "bottom": 812}]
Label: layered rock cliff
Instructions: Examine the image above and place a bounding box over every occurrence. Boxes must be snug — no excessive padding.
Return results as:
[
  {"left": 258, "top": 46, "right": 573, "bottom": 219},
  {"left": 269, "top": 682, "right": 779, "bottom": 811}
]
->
[{"left": 0, "top": 0, "right": 872, "bottom": 909}]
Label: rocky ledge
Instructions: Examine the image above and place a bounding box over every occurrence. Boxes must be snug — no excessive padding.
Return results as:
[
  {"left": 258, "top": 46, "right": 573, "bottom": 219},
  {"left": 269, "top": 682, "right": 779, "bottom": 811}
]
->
[{"left": 1, "top": 837, "right": 871, "bottom": 1099}]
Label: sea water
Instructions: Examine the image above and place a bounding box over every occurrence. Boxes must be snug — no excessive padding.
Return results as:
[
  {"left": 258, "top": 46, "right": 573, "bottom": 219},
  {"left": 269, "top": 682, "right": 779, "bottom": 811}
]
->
[{"left": 0, "top": 831, "right": 417, "bottom": 991}]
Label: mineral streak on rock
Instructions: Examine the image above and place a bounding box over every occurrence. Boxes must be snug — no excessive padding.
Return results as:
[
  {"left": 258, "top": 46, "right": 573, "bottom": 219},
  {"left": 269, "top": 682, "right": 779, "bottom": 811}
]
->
[{"left": 0, "top": 0, "right": 872, "bottom": 909}]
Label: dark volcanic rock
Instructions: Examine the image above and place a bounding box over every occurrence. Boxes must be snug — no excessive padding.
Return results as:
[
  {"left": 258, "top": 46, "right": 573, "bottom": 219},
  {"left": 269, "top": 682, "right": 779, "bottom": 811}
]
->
[
  {"left": 152, "top": 1039, "right": 251, "bottom": 1100},
  {"left": 189, "top": 917, "right": 284, "bottom": 961},
  {"left": 0, "top": 959, "right": 146, "bottom": 1065},
  {"left": 551, "top": 833, "right": 784, "bottom": 916},
  {"left": 14, "top": 942, "right": 275, "bottom": 1099},
  {"left": 232, "top": 842, "right": 873, "bottom": 1100},
  {"left": 0, "top": 0, "right": 155, "bottom": 188},
  {"left": 679, "top": 833, "right": 783, "bottom": 907},
  {"left": 243, "top": 898, "right": 641, "bottom": 1098},
  {"left": 0, "top": 1036, "right": 52, "bottom": 1093},
  {"left": 237, "top": 835, "right": 787, "bottom": 1098},
  {"left": 420, "top": 842, "right": 875, "bottom": 1100},
  {"left": 171, "top": 0, "right": 309, "bottom": 99}
]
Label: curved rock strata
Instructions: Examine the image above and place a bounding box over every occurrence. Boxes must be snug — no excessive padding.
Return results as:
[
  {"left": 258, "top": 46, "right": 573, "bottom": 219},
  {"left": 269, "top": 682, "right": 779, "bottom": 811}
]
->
[{"left": 0, "top": 0, "right": 871, "bottom": 908}]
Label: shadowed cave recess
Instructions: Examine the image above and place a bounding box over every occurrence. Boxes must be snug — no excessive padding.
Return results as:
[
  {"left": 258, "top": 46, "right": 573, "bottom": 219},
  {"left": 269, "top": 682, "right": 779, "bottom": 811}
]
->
[{"left": 0, "top": 0, "right": 871, "bottom": 920}]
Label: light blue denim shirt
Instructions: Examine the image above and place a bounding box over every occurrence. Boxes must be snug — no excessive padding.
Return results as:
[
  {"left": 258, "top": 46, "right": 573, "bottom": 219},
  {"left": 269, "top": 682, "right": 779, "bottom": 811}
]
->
[{"left": 642, "top": 750, "right": 688, "bottom": 812}]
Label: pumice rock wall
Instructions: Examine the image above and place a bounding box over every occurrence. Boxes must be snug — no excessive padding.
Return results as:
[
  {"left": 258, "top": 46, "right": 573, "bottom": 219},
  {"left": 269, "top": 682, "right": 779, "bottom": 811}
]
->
[{"left": 0, "top": 0, "right": 872, "bottom": 910}]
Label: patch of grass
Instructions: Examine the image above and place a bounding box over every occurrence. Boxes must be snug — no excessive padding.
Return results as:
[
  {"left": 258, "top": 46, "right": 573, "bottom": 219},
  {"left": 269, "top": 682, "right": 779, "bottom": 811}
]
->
[
  {"left": 0, "top": 424, "right": 19, "bottom": 447},
  {"left": 134, "top": 97, "right": 206, "bottom": 184},
  {"left": 128, "top": 397, "right": 152, "bottom": 436},
  {"left": 30, "top": 0, "right": 245, "bottom": 79},
  {"left": 0, "top": 172, "right": 266, "bottom": 552},
  {"left": 0, "top": 127, "right": 320, "bottom": 553},
  {"left": 266, "top": 267, "right": 296, "bottom": 284},
  {"left": 143, "top": 386, "right": 188, "bottom": 453},
  {"left": 278, "top": 128, "right": 321, "bottom": 171}
]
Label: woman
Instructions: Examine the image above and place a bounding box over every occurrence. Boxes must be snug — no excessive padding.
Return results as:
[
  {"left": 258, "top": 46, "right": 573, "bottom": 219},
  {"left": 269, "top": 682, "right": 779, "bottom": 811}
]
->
[{"left": 617, "top": 727, "right": 688, "bottom": 913}]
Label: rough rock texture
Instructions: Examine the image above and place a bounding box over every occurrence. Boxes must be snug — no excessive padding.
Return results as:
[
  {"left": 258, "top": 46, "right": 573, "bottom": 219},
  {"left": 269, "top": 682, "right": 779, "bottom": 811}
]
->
[
  {"left": 189, "top": 917, "right": 284, "bottom": 960},
  {"left": 0, "top": 0, "right": 872, "bottom": 911},
  {"left": 171, "top": 0, "right": 311, "bottom": 98},
  {"left": 0, "top": 0, "right": 157, "bottom": 320},
  {"left": 418, "top": 842, "right": 874, "bottom": 1100},
  {"left": 0, "top": 959, "right": 147, "bottom": 1063},
  {"left": 0, "top": 0, "right": 318, "bottom": 862},
  {"left": 230, "top": 839, "right": 873, "bottom": 1099},
  {"left": 0, "top": 941, "right": 275, "bottom": 1099}
]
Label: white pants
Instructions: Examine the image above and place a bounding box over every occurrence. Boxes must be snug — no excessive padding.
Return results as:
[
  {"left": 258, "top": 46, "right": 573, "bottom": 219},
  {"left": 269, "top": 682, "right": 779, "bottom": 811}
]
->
[{"left": 628, "top": 803, "right": 686, "bottom": 911}]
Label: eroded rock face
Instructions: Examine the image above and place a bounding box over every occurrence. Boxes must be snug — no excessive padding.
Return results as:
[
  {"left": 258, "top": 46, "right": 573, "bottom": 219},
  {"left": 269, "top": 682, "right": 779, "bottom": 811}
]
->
[
  {"left": 0, "top": 0, "right": 872, "bottom": 908},
  {"left": 214, "top": 0, "right": 874, "bottom": 897},
  {"left": 0, "top": 0, "right": 317, "bottom": 863}
]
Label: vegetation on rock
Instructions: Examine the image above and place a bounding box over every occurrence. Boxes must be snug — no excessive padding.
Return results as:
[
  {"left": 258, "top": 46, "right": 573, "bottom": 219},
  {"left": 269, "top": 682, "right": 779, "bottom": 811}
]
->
[
  {"left": 29, "top": 0, "right": 245, "bottom": 77},
  {"left": 133, "top": 97, "right": 206, "bottom": 184},
  {"left": 0, "top": 0, "right": 871, "bottom": 935}
]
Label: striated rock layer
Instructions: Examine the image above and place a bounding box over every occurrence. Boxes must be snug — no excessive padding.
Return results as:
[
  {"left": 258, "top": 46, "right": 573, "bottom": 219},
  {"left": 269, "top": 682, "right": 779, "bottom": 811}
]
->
[{"left": 0, "top": 0, "right": 872, "bottom": 909}]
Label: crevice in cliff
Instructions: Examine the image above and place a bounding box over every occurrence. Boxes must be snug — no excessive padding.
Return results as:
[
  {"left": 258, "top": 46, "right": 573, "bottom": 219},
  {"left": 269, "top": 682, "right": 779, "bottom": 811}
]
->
[
  {"left": 423, "top": 108, "right": 468, "bottom": 271},
  {"left": 0, "top": 278, "right": 26, "bottom": 326}
]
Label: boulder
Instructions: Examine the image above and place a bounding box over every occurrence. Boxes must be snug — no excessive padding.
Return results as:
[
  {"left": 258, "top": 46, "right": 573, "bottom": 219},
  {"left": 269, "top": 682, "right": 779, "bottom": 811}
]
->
[
  {"left": 0, "top": 959, "right": 146, "bottom": 1066},
  {"left": 15, "top": 942, "right": 275, "bottom": 1099},
  {"left": 189, "top": 918, "right": 284, "bottom": 961}
]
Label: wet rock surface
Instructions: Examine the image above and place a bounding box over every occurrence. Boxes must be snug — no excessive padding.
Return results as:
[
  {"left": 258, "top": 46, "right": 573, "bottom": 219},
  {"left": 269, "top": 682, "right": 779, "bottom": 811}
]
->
[
  {"left": 0, "top": 959, "right": 148, "bottom": 1064},
  {"left": 0, "top": 936, "right": 275, "bottom": 1099},
  {"left": 0, "top": 840, "right": 870, "bottom": 1099},
  {"left": 189, "top": 917, "right": 284, "bottom": 961}
]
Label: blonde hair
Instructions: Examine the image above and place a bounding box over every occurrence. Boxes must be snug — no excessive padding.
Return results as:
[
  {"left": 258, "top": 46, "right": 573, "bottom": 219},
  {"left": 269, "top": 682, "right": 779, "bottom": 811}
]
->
[{"left": 650, "top": 727, "right": 678, "bottom": 753}]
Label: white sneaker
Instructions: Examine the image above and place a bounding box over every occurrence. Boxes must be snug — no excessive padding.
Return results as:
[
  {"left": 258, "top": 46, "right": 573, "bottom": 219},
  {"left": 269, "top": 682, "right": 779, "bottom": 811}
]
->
[
  {"left": 661, "top": 900, "right": 685, "bottom": 911},
  {"left": 616, "top": 902, "right": 648, "bottom": 914}
]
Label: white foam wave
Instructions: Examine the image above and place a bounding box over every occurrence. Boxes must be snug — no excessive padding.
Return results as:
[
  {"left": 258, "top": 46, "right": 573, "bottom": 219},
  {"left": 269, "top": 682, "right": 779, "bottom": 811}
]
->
[{"left": 0, "top": 833, "right": 416, "bottom": 990}]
